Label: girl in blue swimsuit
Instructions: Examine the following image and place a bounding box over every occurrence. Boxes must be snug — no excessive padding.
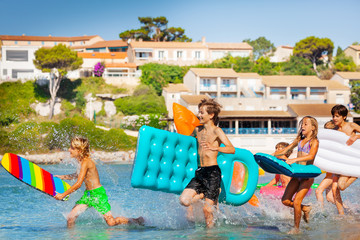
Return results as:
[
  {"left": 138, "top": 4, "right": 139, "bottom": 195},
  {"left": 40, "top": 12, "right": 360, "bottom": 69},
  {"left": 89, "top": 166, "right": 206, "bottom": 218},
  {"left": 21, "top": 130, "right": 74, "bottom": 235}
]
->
[{"left": 274, "top": 116, "right": 319, "bottom": 234}]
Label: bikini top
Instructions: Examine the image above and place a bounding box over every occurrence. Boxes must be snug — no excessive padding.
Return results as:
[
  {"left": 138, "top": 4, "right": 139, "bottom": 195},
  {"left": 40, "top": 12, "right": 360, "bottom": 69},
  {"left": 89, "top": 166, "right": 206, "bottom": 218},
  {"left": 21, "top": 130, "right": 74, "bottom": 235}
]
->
[{"left": 298, "top": 139, "right": 311, "bottom": 154}]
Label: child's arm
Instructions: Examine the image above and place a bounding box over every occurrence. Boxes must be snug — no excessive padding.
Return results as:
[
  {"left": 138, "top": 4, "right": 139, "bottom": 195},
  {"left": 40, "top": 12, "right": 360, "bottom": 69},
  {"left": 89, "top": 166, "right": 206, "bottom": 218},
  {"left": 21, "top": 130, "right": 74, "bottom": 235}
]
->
[
  {"left": 286, "top": 139, "right": 319, "bottom": 165},
  {"left": 55, "top": 173, "right": 78, "bottom": 180},
  {"left": 346, "top": 123, "right": 360, "bottom": 146},
  {"left": 205, "top": 127, "right": 235, "bottom": 154},
  {"left": 273, "top": 142, "right": 297, "bottom": 157},
  {"left": 54, "top": 161, "right": 88, "bottom": 200}
]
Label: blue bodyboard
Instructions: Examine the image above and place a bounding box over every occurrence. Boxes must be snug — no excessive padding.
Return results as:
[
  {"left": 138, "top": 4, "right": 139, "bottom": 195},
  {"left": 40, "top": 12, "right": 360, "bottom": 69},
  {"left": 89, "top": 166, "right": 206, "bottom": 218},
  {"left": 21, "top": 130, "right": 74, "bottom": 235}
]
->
[{"left": 254, "top": 153, "right": 322, "bottom": 178}]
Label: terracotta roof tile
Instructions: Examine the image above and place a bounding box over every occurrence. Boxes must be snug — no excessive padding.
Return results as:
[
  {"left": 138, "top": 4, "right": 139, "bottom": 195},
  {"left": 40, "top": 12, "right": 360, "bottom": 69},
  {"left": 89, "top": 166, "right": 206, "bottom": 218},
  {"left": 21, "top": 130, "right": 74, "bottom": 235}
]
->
[
  {"left": 189, "top": 68, "right": 239, "bottom": 77},
  {"left": 78, "top": 52, "right": 127, "bottom": 59},
  {"left": 86, "top": 40, "right": 128, "bottom": 49},
  {"left": 207, "top": 42, "right": 253, "bottom": 50},
  {"left": 288, "top": 104, "right": 352, "bottom": 117},
  {"left": 181, "top": 95, "right": 209, "bottom": 105},
  {"left": 324, "top": 80, "right": 350, "bottom": 90},
  {"left": 335, "top": 71, "right": 360, "bottom": 80},
  {"left": 0, "top": 35, "right": 100, "bottom": 42},
  {"left": 347, "top": 45, "right": 360, "bottom": 51},
  {"left": 262, "top": 75, "right": 326, "bottom": 87},
  {"left": 163, "top": 83, "right": 191, "bottom": 93},
  {"left": 130, "top": 41, "right": 207, "bottom": 49}
]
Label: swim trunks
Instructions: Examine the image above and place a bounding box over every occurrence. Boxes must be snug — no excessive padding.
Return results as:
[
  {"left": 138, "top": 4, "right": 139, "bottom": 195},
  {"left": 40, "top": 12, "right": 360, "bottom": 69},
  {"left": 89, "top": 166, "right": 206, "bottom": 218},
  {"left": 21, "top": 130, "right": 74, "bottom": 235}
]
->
[
  {"left": 76, "top": 186, "right": 111, "bottom": 214},
  {"left": 185, "top": 165, "right": 221, "bottom": 202}
]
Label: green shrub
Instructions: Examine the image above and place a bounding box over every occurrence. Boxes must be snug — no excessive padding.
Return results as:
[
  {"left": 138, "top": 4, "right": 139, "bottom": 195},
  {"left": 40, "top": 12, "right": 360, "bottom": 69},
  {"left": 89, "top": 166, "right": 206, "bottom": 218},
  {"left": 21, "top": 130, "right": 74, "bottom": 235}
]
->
[
  {"left": 114, "top": 85, "right": 167, "bottom": 115},
  {"left": 46, "top": 116, "right": 136, "bottom": 151}
]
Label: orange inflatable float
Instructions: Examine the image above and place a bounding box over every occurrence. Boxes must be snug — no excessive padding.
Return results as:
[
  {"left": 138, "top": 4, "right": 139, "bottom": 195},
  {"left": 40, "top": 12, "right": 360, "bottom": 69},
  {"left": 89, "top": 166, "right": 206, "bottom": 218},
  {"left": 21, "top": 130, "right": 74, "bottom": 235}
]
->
[{"left": 173, "top": 103, "right": 201, "bottom": 135}]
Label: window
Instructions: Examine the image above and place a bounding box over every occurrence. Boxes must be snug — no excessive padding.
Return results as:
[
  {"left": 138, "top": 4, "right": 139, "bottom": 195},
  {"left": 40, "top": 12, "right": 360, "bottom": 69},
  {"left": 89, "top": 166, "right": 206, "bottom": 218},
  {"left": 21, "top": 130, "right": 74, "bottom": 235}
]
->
[
  {"left": 222, "top": 79, "right": 230, "bottom": 87},
  {"left": 12, "top": 69, "right": 34, "bottom": 78},
  {"left": 158, "top": 51, "right": 164, "bottom": 60},
  {"left": 54, "top": 42, "right": 57, "bottom": 45},
  {"left": 177, "top": 51, "right": 183, "bottom": 59},
  {"left": 70, "top": 42, "right": 73, "bottom": 46},
  {"left": 195, "top": 51, "right": 201, "bottom": 60},
  {"left": 28, "top": 41, "right": 31, "bottom": 45},
  {"left": 42, "top": 41, "right": 45, "bottom": 45},
  {"left": 3, "top": 69, "right": 7, "bottom": 76},
  {"left": 14, "top": 41, "right": 18, "bottom": 45},
  {"left": 202, "top": 79, "right": 211, "bottom": 87},
  {"left": 6, "top": 50, "right": 28, "bottom": 61}
]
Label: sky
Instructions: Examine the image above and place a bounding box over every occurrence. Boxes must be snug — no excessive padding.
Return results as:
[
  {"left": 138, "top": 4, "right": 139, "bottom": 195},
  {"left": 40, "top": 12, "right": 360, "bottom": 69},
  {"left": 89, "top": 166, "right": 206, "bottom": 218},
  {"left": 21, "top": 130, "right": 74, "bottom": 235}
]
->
[{"left": 1, "top": 0, "right": 359, "bottom": 50}]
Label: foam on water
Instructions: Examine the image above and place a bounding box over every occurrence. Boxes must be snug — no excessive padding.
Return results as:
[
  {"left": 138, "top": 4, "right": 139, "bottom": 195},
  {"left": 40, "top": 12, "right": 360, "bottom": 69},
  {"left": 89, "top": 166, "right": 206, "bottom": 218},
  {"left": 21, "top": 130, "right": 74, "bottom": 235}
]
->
[{"left": 1, "top": 161, "right": 360, "bottom": 239}]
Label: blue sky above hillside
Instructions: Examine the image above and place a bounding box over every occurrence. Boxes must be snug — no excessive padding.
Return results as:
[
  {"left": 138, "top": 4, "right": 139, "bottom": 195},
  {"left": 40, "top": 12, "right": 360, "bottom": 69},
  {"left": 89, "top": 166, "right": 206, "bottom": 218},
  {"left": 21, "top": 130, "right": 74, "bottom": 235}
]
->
[{"left": 1, "top": 0, "right": 359, "bottom": 50}]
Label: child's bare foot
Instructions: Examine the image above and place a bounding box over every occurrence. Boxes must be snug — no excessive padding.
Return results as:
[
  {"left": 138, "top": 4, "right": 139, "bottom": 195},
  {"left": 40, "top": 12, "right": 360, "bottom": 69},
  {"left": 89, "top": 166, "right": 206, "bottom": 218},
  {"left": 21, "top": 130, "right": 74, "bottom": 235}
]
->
[
  {"left": 288, "top": 228, "right": 300, "bottom": 234},
  {"left": 131, "top": 217, "right": 145, "bottom": 225},
  {"left": 302, "top": 205, "right": 311, "bottom": 223}
]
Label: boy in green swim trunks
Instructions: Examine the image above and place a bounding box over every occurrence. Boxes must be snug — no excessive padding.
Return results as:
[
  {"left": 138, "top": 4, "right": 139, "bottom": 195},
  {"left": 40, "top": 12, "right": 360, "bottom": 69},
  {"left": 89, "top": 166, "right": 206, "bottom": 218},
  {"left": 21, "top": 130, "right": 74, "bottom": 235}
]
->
[{"left": 54, "top": 136, "right": 144, "bottom": 228}]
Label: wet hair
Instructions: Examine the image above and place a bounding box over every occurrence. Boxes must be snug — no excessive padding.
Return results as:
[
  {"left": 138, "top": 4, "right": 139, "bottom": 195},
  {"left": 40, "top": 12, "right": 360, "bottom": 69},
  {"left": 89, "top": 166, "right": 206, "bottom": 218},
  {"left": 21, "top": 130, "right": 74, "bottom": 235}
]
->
[
  {"left": 198, "top": 98, "right": 222, "bottom": 125},
  {"left": 296, "top": 116, "right": 318, "bottom": 142},
  {"left": 331, "top": 104, "right": 348, "bottom": 120},
  {"left": 324, "top": 120, "right": 336, "bottom": 129},
  {"left": 70, "top": 136, "right": 90, "bottom": 159},
  {"left": 275, "top": 142, "right": 292, "bottom": 157}
]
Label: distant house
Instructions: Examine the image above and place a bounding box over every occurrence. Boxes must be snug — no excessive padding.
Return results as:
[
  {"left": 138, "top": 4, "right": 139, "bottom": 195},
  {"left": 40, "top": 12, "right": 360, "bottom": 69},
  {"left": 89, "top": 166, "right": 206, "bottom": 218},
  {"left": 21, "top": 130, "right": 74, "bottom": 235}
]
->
[
  {"left": 84, "top": 40, "right": 128, "bottom": 53},
  {"left": 269, "top": 45, "right": 293, "bottom": 62},
  {"left": 127, "top": 37, "right": 253, "bottom": 66},
  {"left": 344, "top": 45, "right": 360, "bottom": 66},
  {"left": 0, "top": 34, "right": 103, "bottom": 80},
  {"left": 330, "top": 71, "right": 360, "bottom": 87}
]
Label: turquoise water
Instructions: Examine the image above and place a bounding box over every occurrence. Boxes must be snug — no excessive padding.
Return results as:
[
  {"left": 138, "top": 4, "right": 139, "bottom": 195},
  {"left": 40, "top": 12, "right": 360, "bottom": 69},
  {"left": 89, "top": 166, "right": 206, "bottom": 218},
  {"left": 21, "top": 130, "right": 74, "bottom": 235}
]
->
[{"left": 1, "top": 159, "right": 360, "bottom": 239}]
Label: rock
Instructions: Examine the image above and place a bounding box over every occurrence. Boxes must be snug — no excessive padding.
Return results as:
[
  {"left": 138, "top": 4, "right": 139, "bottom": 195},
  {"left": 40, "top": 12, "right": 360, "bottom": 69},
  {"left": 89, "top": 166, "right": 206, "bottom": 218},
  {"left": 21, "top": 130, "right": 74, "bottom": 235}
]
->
[
  {"left": 104, "top": 101, "right": 116, "bottom": 117},
  {"left": 32, "top": 99, "right": 61, "bottom": 117},
  {"left": 85, "top": 101, "right": 103, "bottom": 119}
]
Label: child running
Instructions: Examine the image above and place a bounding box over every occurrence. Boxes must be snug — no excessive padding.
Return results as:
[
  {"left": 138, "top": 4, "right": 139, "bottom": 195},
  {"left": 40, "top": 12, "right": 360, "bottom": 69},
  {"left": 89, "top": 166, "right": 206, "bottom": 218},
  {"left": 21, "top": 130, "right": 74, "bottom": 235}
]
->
[
  {"left": 315, "top": 120, "right": 337, "bottom": 207},
  {"left": 330, "top": 104, "right": 360, "bottom": 215},
  {"left": 54, "top": 136, "right": 144, "bottom": 228},
  {"left": 266, "top": 142, "right": 292, "bottom": 188},
  {"left": 274, "top": 116, "right": 319, "bottom": 234},
  {"left": 179, "top": 98, "right": 235, "bottom": 228}
]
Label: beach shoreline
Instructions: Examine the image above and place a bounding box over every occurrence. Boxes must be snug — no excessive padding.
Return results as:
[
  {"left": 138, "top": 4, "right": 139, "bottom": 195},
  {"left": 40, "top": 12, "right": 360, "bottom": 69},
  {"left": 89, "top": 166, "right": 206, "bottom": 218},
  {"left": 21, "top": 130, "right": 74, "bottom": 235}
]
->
[{"left": 0, "top": 150, "right": 135, "bottom": 165}]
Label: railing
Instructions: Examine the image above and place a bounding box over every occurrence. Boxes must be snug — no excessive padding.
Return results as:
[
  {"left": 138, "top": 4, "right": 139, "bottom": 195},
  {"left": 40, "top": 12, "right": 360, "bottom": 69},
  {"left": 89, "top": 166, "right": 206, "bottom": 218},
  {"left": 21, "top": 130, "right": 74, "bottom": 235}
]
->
[
  {"left": 271, "top": 128, "right": 297, "bottom": 134},
  {"left": 103, "top": 72, "right": 141, "bottom": 78},
  {"left": 220, "top": 85, "right": 237, "bottom": 91},
  {"left": 221, "top": 127, "right": 297, "bottom": 135},
  {"left": 199, "top": 85, "right": 217, "bottom": 91},
  {"left": 238, "top": 128, "right": 268, "bottom": 134}
]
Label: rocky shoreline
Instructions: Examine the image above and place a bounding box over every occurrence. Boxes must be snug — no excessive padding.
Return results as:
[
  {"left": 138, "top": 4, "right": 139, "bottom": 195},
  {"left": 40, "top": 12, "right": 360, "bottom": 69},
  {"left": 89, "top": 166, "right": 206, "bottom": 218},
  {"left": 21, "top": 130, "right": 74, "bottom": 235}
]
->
[{"left": 0, "top": 150, "right": 136, "bottom": 165}]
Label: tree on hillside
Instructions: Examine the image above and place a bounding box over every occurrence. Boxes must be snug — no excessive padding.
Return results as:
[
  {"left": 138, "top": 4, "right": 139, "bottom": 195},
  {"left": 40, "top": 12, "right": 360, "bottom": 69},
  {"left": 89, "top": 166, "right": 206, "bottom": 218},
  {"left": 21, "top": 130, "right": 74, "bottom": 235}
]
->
[
  {"left": 119, "top": 16, "right": 192, "bottom": 42},
  {"left": 34, "top": 44, "right": 83, "bottom": 119},
  {"left": 333, "top": 53, "right": 357, "bottom": 72},
  {"left": 243, "top": 37, "right": 276, "bottom": 60},
  {"left": 281, "top": 55, "right": 315, "bottom": 75},
  {"left": 140, "top": 63, "right": 185, "bottom": 95},
  {"left": 293, "top": 36, "right": 334, "bottom": 76}
]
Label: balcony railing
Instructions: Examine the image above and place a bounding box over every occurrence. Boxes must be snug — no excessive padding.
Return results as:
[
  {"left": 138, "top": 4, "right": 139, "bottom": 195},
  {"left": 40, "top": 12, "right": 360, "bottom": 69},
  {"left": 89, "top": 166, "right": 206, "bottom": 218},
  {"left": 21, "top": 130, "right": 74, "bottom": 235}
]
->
[
  {"left": 271, "top": 128, "right": 297, "bottom": 134},
  {"left": 238, "top": 128, "right": 268, "bottom": 134},
  {"left": 220, "top": 85, "right": 237, "bottom": 91},
  {"left": 200, "top": 85, "right": 217, "bottom": 91},
  {"left": 221, "top": 127, "right": 297, "bottom": 135}
]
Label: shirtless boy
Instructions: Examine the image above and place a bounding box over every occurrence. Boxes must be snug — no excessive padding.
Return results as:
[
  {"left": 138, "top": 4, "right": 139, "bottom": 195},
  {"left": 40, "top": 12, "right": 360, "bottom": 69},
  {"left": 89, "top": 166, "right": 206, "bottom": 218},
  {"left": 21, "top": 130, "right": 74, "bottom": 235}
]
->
[
  {"left": 179, "top": 98, "right": 235, "bottom": 228},
  {"left": 330, "top": 105, "right": 360, "bottom": 214},
  {"left": 54, "top": 137, "right": 144, "bottom": 228}
]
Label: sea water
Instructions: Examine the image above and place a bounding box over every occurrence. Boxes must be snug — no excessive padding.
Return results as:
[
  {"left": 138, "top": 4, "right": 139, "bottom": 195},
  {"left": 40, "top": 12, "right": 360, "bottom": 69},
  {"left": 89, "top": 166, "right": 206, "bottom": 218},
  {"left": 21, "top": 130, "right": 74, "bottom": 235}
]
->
[{"left": 1, "top": 159, "right": 360, "bottom": 239}]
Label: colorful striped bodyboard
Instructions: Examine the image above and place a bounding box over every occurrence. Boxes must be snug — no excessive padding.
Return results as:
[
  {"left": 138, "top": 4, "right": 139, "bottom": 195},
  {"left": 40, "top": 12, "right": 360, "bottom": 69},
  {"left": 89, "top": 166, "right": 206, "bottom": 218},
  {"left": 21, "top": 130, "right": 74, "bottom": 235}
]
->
[{"left": 1, "top": 153, "right": 70, "bottom": 199}]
